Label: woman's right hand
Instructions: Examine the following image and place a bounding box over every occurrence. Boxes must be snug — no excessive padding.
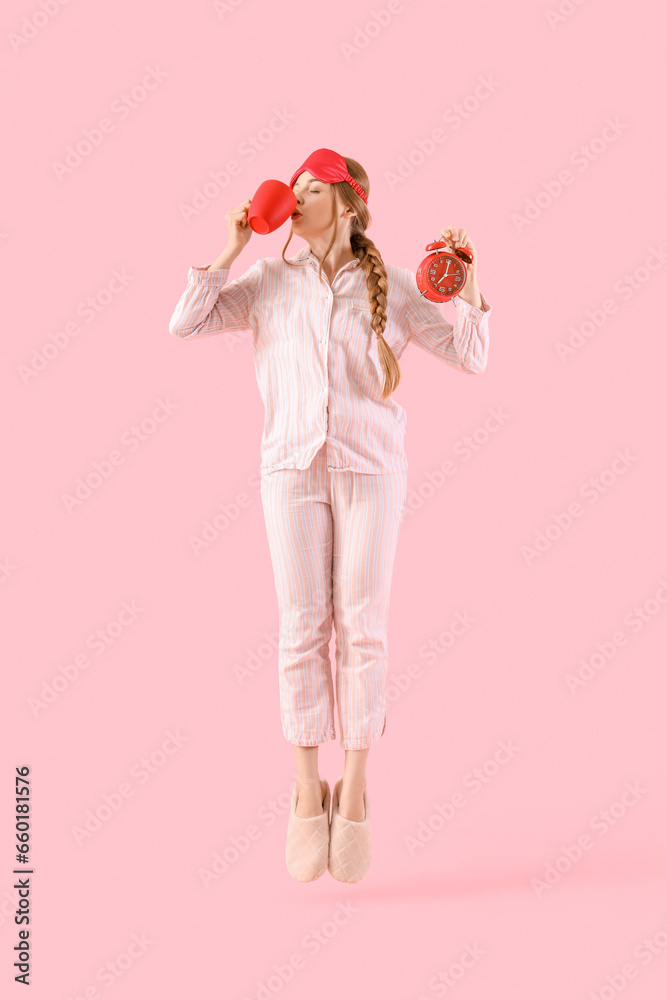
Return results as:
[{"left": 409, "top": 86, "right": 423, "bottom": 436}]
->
[{"left": 225, "top": 198, "right": 254, "bottom": 253}]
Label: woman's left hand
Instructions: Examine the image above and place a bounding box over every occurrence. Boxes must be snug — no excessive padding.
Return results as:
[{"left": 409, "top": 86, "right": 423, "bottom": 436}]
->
[{"left": 439, "top": 225, "right": 478, "bottom": 283}]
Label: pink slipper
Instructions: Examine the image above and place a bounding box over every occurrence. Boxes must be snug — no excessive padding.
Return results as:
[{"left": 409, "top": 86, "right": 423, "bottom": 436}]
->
[
  {"left": 285, "top": 778, "right": 331, "bottom": 882},
  {"left": 328, "top": 777, "right": 371, "bottom": 883}
]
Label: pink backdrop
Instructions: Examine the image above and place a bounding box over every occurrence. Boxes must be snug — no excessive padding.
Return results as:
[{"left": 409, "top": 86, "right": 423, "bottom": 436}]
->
[{"left": 3, "top": 0, "right": 666, "bottom": 997}]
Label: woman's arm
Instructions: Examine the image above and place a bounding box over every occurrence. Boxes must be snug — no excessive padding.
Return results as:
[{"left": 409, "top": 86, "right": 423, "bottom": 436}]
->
[
  {"left": 168, "top": 254, "right": 263, "bottom": 340},
  {"left": 402, "top": 266, "right": 492, "bottom": 374}
]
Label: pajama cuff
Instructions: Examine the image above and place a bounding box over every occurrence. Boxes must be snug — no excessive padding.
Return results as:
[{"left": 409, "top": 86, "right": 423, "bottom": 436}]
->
[{"left": 187, "top": 265, "right": 231, "bottom": 285}]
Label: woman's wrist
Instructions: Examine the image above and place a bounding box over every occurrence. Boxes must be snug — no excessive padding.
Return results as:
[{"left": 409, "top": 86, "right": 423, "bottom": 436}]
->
[
  {"left": 208, "top": 245, "right": 241, "bottom": 271},
  {"left": 456, "top": 275, "right": 482, "bottom": 309}
]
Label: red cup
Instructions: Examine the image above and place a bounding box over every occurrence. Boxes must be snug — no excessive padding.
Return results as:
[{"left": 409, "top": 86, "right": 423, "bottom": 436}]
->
[{"left": 247, "top": 179, "right": 297, "bottom": 234}]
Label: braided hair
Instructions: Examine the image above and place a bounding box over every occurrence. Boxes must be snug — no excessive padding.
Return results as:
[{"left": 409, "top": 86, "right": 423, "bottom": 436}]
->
[{"left": 281, "top": 156, "right": 401, "bottom": 399}]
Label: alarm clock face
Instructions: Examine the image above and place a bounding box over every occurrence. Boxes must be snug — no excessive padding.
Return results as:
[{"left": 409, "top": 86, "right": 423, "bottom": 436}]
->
[{"left": 428, "top": 252, "right": 466, "bottom": 297}]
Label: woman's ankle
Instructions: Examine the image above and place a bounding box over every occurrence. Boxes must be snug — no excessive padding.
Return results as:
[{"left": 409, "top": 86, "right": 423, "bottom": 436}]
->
[{"left": 295, "top": 777, "right": 326, "bottom": 817}]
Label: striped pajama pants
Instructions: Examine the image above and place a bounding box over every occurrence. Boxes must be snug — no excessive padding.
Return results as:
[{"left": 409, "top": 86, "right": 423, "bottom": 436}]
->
[{"left": 260, "top": 441, "right": 408, "bottom": 750}]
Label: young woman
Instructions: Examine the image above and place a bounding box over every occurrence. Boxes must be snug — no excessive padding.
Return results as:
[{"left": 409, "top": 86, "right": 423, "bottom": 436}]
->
[{"left": 169, "top": 148, "right": 492, "bottom": 884}]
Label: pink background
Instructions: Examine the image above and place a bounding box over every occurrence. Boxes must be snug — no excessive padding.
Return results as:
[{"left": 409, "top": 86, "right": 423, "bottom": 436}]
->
[{"left": 3, "top": 0, "right": 666, "bottom": 997}]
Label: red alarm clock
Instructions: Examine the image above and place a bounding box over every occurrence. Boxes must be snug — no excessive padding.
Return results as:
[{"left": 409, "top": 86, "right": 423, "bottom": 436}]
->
[{"left": 416, "top": 238, "right": 474, "bottom": 303}]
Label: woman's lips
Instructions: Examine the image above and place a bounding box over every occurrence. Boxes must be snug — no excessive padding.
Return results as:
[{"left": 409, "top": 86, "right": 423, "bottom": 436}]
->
[{"left": 292, "top": 212, "right": 302, "bottom": 220}]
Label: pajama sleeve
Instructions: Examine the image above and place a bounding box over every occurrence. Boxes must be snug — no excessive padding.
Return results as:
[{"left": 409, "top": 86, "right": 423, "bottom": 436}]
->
[
  {"left": 402, "top": 266, "right": 492, "bottom": 374},
  {"left": 168, "top": 257, "right": 264, "bottom": 339}
]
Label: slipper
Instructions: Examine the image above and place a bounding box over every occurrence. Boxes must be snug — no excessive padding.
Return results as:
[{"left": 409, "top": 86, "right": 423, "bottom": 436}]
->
[
  {"left": 328, "top": 776, "right": 371, "bottom": 883},
  {"left": 286, "top": 778, "right": 331, "bottom": 881}
]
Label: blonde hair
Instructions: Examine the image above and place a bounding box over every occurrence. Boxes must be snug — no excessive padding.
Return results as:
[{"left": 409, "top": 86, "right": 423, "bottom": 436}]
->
[{"left": 281, "top": 156, "right": 401, "bottom": 399}]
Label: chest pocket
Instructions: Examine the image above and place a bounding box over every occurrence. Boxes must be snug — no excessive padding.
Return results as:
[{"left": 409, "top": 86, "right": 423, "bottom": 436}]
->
[
  {"left": 351, "top": 297, "right": 404, "bottom": 355},
  {"left": 345, "top": 297, "right": 372, "bottom": 339}
]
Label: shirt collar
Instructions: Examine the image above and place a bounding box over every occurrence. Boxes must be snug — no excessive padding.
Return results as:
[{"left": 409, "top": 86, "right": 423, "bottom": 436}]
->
[{"left": 292, "top": 247, "right": 360, "bottom": 269}]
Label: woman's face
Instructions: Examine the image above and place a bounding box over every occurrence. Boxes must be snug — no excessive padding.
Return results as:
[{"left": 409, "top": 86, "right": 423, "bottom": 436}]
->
[{"left": 290, "top": 171, "right": 350, "bottom": 235}]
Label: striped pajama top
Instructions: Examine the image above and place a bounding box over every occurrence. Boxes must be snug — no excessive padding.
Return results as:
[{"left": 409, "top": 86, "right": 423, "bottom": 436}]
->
[{"left": 168, "top": 245, "right": 493, "bottom": 475}]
